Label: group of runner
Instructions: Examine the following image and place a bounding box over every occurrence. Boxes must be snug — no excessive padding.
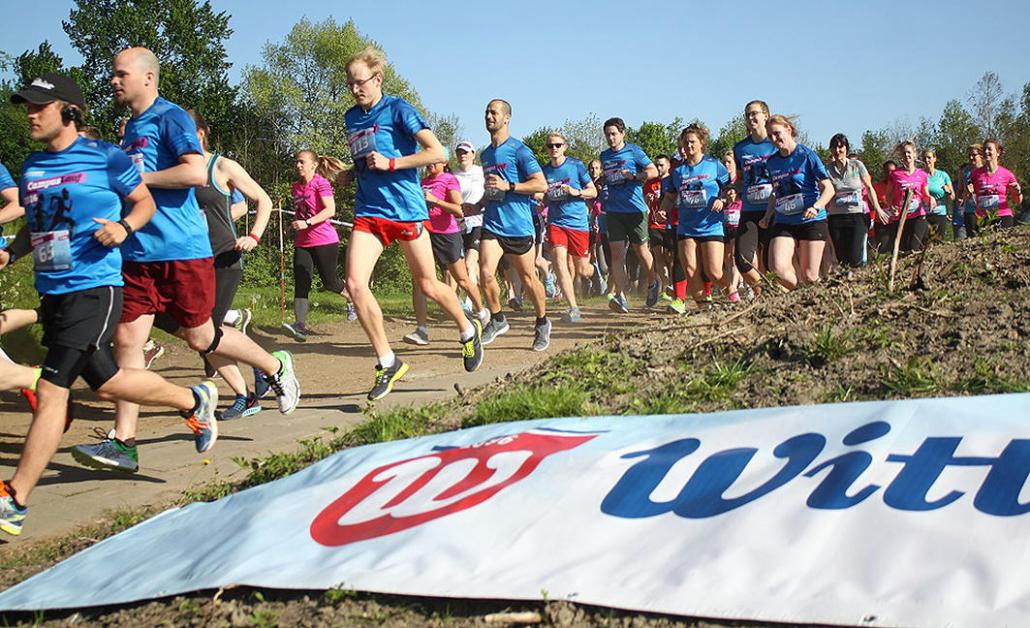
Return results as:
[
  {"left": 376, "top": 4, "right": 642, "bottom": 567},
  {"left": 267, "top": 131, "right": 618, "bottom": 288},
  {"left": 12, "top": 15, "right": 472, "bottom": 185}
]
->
[{"left": 0, "top": 48, "right": 1024, "bottom": 538}]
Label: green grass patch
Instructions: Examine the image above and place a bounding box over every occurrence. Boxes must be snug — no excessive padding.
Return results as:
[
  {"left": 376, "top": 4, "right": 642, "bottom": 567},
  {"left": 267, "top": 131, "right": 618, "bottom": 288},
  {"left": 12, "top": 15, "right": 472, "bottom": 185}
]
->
[
  {"left": 805, "top": 325, "right": 856, "bottom": 367},
  {"left": 465, "top": 384, "right": 590, "bottom": 427},
  {"left": 950, "top": 359, "right": 1030, "bottom": 394},
  {"left": 881, "top": 357, "right": 941, "bottom": 396}
]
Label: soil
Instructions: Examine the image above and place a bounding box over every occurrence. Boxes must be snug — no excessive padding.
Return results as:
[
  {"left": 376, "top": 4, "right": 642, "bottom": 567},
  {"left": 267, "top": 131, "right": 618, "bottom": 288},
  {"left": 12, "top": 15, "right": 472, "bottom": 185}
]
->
[{"left": 1, "top": 228, "right": 1028, "bottom": 627}]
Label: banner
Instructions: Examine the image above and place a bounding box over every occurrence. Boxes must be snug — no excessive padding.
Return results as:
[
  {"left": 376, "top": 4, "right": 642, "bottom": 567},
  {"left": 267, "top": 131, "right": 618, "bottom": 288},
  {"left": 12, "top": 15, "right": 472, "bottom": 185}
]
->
[{"left": 1, "top": 394, "right": 1028, "bottom": 627}]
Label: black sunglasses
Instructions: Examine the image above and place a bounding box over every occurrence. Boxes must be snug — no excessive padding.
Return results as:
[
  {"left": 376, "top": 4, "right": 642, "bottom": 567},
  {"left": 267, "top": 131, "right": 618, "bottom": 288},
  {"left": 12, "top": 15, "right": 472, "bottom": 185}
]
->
[{"left": 546, "top": 142, "right": 564, "bottom": 149}]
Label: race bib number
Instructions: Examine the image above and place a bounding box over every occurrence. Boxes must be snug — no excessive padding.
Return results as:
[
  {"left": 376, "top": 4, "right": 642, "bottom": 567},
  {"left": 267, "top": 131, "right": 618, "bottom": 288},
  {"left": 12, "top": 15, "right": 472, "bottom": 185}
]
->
[
  {"left": 775, "top": 193, "right": 804, "bottom": 215},
  {"left": 746, "top": 184, "right": 772, "bottom": 203},
  {"left": 31, "top": 230, "right": 72, "bottom": 272},
  {"left": 347, "top": 128, "right": 377, "bottom": 160},
  {"left": 546, "top": 185, "right": 568, "bottom": 203},
  {"left": 606, "top": 169, "right": 626, "bottom": 186},
  {"left": 835, "top": 190, "right": 861, "bottom": 207},
  {"left": 483, "top": 186, "right": 506, "bottom": 203},
  {"left": 724, "top": 205, "right": 741, "bottom": 227},
  {"left": 130, "top": 153, "right": 145, "bottom": 174},
  {"left": 906, "top": 195, "right": 922, "bottom": 215},
  {"left": 977, "top": 194, "right": 1000, "bottom": 211},
  {"left": 679, "top": 188, "right": 707, "bottom": 208}
]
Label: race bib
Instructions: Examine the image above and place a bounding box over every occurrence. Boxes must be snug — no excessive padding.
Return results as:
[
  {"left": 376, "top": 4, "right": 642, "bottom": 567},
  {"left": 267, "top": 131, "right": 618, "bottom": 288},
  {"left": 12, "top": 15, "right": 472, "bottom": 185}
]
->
[
  {"left": 546, "top": 185, "right": 568, "bottom": 203},
  {"left": 347, "top": 128, "right": 377, "bottom": 160},
  {"left": 835, "top": 190, "right": 861, "bottom": 207},
  {"left": 606, "top": 169, "right": 626, "bottom": 186},
  {"left": 977, "top": 194, "right": 1000, "bottom": 211},
  {"left": 775, "top": 193, "right": 804, "bottom": 215},
  {"left": 724, "top": 205, "right": 741, "bottom": 227},
  {"left": 483, "top": 186, "right": 506, "bottom": 203},
  {"left": 906, "top": 195, "right": 922, "bottom": 215},
  {"left": 679, "top": 188, "right": 707, "bottom": 208},
  {"left": 746, "top": 184, "right": 772, "bottom": 203},
  {"left": 31, "top": 230, "right": 72, "bottom": 272},
  {"left": 130, "top": 153, "right": 145, "bottom": 174}
]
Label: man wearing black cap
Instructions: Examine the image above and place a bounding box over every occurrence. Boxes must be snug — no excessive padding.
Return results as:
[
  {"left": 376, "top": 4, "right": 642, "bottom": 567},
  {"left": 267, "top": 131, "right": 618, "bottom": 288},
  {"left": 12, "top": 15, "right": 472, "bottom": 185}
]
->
[{"left": 0, "top": 73, "right": 221, "bottom": 537}]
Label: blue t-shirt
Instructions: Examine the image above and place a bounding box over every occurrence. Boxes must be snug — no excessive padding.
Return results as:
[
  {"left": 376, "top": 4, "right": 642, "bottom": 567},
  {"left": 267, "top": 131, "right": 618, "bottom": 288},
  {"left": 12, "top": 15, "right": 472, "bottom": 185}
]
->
[
  {"left": 767, "top": 144, "right": 830, "bottom": 226},
  {"left": 20, "top": 138, "right": 141, "bottom": 295},
  {"left": 0, "top": 163, "right": 15, "bottom": 190},
  {"left": 480, "top": 137, "right": 542, "bottom": 238},
  {"left": 121, "top": 97, "right": 211, "bottom": 262},
  {"left": 344, "top": 95, "right": 430, "bottom": 222},
  {"left": 599, "top": 143, "right": 651, "bottom": 214},
  {"left": 230, "top": 188, "right": 244, "bottom": 204},
  {"left": 542, "top": 157, "right": 592, "bottom": 231},
  {"left": 959, "top": 165, "right": 975, "bottom": 215},
  {"left": 733, "top": 136, "right": 777, "bottom": 214},
  {"left": 665, "top": 156, "right": 730, "bottom": 238}
]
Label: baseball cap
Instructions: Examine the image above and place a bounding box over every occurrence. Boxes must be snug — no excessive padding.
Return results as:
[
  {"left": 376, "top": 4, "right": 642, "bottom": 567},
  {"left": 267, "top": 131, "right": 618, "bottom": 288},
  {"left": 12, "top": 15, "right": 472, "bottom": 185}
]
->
[
  {"left": 10, "top": 73, "right": 86, "bottom": 109},
  {"left": 455, "top": 140, "right": 475, "bottom": 153}
]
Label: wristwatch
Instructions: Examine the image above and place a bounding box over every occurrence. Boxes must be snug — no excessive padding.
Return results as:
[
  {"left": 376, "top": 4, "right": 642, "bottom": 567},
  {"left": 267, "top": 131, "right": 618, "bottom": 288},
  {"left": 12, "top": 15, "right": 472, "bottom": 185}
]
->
[
  {"left": 305, "top": 219, "right": 312, "bottom": 227},
  {"left": 508, "top": 181, "right": 515, "bottom": 193}
]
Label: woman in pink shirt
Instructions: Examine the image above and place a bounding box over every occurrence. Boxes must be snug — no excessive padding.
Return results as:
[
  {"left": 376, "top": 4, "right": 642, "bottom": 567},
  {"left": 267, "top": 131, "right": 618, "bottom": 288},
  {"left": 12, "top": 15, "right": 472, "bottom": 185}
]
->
[
  {"left": 403, "top": 158, "right": 486, "bottom": 346},
  {"left": 884, "top": 141, "right": 935, "bottom": 252},
  {"left": 282, "top": 150, "right": 353, "bottom": 341},
  {"left": 969, "top": 138, "right": 1023, "bottom": 229}
]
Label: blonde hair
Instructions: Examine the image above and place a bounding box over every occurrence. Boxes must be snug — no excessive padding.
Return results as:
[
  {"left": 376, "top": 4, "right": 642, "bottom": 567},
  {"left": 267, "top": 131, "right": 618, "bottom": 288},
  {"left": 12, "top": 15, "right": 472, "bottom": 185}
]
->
[
  {"left": 547, "top": 131, "right": 566, "bottom": 144},
  {"left": 765, "top": 114, "right": 796, "bottom": 136},
  {"left": 894, "top": 140, "right": 917, "bottom": 158},
  {"left": 346, "top": 47, "right": 386, "bottom": 76},
  {"left": 679, "top": 122, "right": 709, "bottom": 149},
  {"left": 298, "top": 150, "right": 346, "bottom": 179}
]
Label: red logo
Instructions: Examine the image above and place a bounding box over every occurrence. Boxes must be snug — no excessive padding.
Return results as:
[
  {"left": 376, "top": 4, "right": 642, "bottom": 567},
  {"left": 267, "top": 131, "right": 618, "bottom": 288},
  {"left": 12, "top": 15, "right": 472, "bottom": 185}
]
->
[{"left": 310, "top": 430, "right": 597, "bottom": 546}]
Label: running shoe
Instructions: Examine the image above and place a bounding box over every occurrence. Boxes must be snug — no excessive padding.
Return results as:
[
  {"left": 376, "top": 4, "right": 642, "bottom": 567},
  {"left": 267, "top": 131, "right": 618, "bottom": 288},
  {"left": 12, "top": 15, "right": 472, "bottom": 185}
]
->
[
  {"left": 72, "top": 437, "right": 139, "bottom": 473},
  {"left": 346, "top": 303, "right": 357, "bottom": 322},
  {"left": 667, "top": 299, "right": 686, "bottom": 315},
  {"left": 239, "top": 308, "right": 253, "bottom": 335},
  {"left": 507, "top": 296, "right": 523, "bottom": 312},
  {"left": 368, "top": 359, "right": 409, "bottom": 401},
  {"left": 481, "top": 317, "right": 510, "bottom": 345},
  {"left": 403, "top": 327, "right": 430, "bottom": 346},
  {"left": 282, "top": 321, "right": 307, "bottom": 342},
  {"left": 185, "top": 380, "right": 219, "bottom": 454},
  {"left": 645, "top": 280, "right": 661, "bottom": 308},
  {"left": 728, "top": 291, "right": 741, "bottom": 304},
  {"left": 532, "top": 318, "right": 552, "bottom": 352},
  {"left": 218, "top": 393, "right": 262, "bottom": 421},
  {"left": 266, "top": 350, "right": 301, "bottom": 415},
  {"left": 740, "top": 283, "right": 756, "bottom": 301},
  {"left": 143, "top": 339, "right": 164, "bottom": 370},
  {"left": 0, "top": 482, "right": 27, "bottom": 537},
  {"left": 461, "top": 295, "right": 474, "bottom": 313},
  {"left": 596, "top": 274, "right": 608, "bottom": 297},
  {"left": 253, "top": 365, "right": 271, "bottom": 399},
  {"left": 544, "top": 272, "right": 557, "bottom": 298},
  {"left": 461, "top": 319, "right": 484, "bottom": 372},
  {"left": 562, "top": 307, "right": 582, "bottom": 324},
  {"left": 609, "top": 295, "right": 629, "bottom": 314}
]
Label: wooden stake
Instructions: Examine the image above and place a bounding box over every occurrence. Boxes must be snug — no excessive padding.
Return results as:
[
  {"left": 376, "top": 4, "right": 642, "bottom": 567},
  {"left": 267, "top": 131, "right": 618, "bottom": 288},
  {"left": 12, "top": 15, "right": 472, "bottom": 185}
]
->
[{"left": 888, "top": 189, "right": 914, "bottom": 292}]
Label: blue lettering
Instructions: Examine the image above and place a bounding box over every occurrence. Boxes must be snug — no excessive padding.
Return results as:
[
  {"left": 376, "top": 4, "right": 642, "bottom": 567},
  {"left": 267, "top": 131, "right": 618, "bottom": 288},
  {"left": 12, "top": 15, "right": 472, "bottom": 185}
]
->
[
  {"left": 804, "top": 421, "right": 891, "bottom": 509},
  {"left": 600, "top": 438, "right": 701, "bottom": 518},
  {"left": 884, "top": 438, "right": 996, "bottom": 511},
  {"left": 974, "top": 440, "right": 1030, "bottom": 516}
]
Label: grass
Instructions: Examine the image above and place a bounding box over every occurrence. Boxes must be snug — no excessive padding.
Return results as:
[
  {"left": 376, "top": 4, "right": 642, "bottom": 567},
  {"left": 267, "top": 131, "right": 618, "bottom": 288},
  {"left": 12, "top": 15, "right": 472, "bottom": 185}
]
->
[
  {"left": 805, "top": 325, "right": 856, "bottom": 367},
  {"left": 881, "top": 357, "right": 941, "bottom": 395},
  {"left": 465, "top": 384, "right": 591, "bottom": 427}
]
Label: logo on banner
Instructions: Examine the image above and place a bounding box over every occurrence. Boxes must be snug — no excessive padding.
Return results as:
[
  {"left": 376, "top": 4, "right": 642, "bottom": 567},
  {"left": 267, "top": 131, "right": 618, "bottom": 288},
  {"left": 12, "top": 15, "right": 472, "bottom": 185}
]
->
[{"left": 311, "top": 430, "right": 597, "bottom": 546}]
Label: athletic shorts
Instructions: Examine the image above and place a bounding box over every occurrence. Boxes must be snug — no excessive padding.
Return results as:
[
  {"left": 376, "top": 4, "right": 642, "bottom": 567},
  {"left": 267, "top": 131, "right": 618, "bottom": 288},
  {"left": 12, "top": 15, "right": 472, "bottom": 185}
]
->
[
  {"left": 462, "top": 225, "right": 482, "bottom": 252},
  {"left": 121, "top": 259, "right": 215, "bottom": 329},
  {"left": 677, "top": 234, "right": 725, "bottom": 244},
  {"left": 429, "top": 231, "right": 464, "bottom": 266},
  {"left": 533, "top": 211, "right": 545, "bottom": 246},
  {"left": 606, "top": 211, "right": 648, "bottom": 245},
  {"left": 481, "top": 229, "right": 534, "bottom": 256},
  {"left": 353, "top": 216, "right": 423, "bottom": 246},
  {"left": 648, "top": 228, "right": 666, "bottom": 249},
  {"left": 770, "top": 220, "right": 829, "bottom": 242},
  {"left": 723, "top": 225, "right": 739, "bottom": 243},
  {"left": 39, "top": 286, "right": 122, "bottom": 390},
  {"left": 546, "top": 224, "right": 590, "bottom": 258}
]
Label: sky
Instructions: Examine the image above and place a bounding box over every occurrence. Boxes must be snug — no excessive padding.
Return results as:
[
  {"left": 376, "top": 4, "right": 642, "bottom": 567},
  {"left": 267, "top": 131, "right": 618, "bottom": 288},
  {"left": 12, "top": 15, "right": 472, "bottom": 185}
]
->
[{"left": 6, "top": 0, "right": 1030, "bottom": 151}]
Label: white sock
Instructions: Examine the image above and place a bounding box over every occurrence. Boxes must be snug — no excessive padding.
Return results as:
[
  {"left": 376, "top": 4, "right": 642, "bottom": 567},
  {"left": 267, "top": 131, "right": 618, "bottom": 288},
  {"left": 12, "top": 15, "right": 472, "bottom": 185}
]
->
[
  {"left": 477, "top": 308, "right": 490, "bottom": 324},
  {"left": 460, "top": 323, "right": 475, "bottom": 342},
  {"left": 223, "top": 309, "right": 241, "bottom": 326},
  {"left": 378, "top": 351, "right": 396, "bottom": 369}
]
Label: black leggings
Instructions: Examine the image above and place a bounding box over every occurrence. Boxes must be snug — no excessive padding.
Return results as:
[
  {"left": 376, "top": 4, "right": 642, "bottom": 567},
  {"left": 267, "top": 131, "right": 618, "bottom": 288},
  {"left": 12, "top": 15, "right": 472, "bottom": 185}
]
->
[
  {"left": 734, "top": 212, "right": 767, "bottom": 274},
  {"left": 881, "top": 217, "right": 929, "bottom": 253},
  {"left": 294, "top": 243, "right": 345, "bottom": 298},
  {"left": 926, "top": 213, "right": 949, "bottom": 240},
  {"left": 827, "top": 213, "right": 868, "bottom": 267}
]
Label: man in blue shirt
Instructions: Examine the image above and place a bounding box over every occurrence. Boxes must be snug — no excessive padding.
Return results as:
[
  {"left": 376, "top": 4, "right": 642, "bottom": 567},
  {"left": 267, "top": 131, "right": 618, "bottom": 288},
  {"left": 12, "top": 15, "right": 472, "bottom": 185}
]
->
[
  {"left": 0, "top": 163, "right": 21, "bottom": 224},
  {"left": 476, "top": 99, "right": 551, "bottom": 351},
  {"left": 72, "top": 48, "right": 300, "bottom": 474},
  {"left": 599, "top": 117, "right": 659, "bottom": 313},
  {"left": 0, "top": 73, "right": 219, "bottom": 537}
]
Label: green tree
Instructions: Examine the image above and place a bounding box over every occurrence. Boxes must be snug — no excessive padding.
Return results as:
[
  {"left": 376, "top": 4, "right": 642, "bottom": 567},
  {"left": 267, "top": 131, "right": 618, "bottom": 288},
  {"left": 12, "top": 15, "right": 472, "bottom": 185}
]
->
[
  {"left": 559, "top": 113, "right": 605, "bottom": 164},
  {"left": 522, "top": 126, "right": 555, "bottom": 168},
  {"left": 626, "top": 119, "right": 679, "bottom": 160},
  {"left": 857, "top": 128, "right": 892, "bottom": 181},
  {"left": 0, "top": 43, "right": 70, "bottom": 171},
  {"left": 710, "top": 115, "right": 747, "bottom": 160},
  {"left": 934, "top": 99, "right": 979, "bottom": 178}
]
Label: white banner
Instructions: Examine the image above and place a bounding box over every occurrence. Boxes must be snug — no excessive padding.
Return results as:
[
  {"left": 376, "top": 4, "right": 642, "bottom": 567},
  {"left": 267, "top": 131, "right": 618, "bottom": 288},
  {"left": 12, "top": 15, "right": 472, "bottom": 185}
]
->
[{"left": 1, "top": 394, "right": 1029, "bottom": 627}]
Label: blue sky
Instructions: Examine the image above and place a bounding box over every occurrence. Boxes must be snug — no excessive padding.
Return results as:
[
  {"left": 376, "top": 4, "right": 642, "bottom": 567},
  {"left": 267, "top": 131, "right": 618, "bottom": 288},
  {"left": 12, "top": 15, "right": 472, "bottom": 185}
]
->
[{"left": 6, "top": 0, "right": 1030, "bottom": 150}]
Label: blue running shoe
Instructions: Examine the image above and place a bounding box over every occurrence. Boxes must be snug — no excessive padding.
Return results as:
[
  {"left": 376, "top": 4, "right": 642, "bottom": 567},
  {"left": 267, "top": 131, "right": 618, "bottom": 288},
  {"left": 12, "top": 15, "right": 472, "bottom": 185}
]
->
[{"left": 187, "top": 380, "right": 219, "bottom": 453}]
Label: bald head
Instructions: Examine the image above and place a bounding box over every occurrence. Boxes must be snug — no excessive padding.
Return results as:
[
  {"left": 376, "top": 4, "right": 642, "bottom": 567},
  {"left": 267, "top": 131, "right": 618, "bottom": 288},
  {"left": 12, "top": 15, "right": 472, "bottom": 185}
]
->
[
  {"left": 112, "top": 47, "right": 161, "bottom": 112},
  {"left": 116, "top": 47, "right": 160, "bottom": 82}
]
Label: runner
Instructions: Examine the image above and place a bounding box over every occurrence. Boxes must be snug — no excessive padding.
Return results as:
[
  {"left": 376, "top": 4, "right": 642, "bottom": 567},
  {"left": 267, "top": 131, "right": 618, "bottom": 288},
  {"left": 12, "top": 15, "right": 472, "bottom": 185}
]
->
[
  {"left": 957, "top": 145, "right": 984, "bottom": 237},
  {"left": 720, "top": 150, "right": 743, "bottom": 296},
  {"left": 969, "top": 139, "right": 1022, "bottom": 230},
  {"left": 476, "top": 99, "right": 550, "bottom": 350},
  {"left": 0, "top": 73, "right": 217, "bottom": 535},
  {"left": 0, "top": 162, "right": 22, "bottom": 224},
  {"left": 922, "top": 148, "right": 954, "bottom": 239},
  {"left": 335, "top": 47, "right": 482, "bottom": 400},
  {"left": 733, "top": 100, "right": 776, "bottom": 296},
  {"left": 645, "top": 154, "right": 671, "bottom": 297},
  {"left": 541, "top": 132, "right": 598, "bottom": 323},
  {"left": 453, "top": 140, "right": 485, "bottom": 293},
  {"left": 660, "top": 123, "right": 738, "bottom": 307},
  {"left": 187, "top": 108, "right": 272, "bottom": 420},
  {"left": 825, "top": 133, "right": 884, "bottom": 267},
  {"left": 71, "top": 48, "right": 299, "bottom": 473},
  {"left": 871, "top": 160, "right": 898, "bottom": 253},
  {"left": 884, "top": 141, "right": 934, "bottom": 252},
  {"left": 599, "top": 117, "right": 660, "bottom": 312},
  {"left": 758, "top": 115, "right": 834, "bottom": 290},
  {"left": 403, "top": 151, "right": 487, "bottom": 344},
  {"left": 587, "top": 158, "right": 610, "bottom": 296},
  {"left": 282, "top": 150, "right": 351, "bottom": 342}
]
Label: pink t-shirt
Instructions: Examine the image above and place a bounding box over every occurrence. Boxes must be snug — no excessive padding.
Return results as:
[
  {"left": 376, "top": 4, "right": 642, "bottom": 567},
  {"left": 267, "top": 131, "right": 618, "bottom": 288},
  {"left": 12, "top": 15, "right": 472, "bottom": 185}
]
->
[
  {"left": 421, "top": 172, "right": 462, "bottom": 234},
  {"left": 970, "top": 166, "right": 1019, "bottom": 217},
  {"left": 888, "top": 168, "right": 930, "bottom": 222},
  {"left": 291, "top": 175, "right": 339, "bottom": 248}
]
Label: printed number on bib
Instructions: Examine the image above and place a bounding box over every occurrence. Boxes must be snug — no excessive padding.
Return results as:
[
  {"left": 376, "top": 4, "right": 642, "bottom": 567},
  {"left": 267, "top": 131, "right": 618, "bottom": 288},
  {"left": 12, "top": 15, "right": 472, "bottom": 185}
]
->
[
  {"left": 775, "top": 193, "right": 804, "bottom": 215},
  {"left": 679, "top": 188, "right": 707, "bottom": 208},
  {"left": 546, "top": 185, "right": 568, "bottom": 203},
  {"left": 606, "top": 169, "right": 626, "bottom": 186},
  {"left": 348, "top": 128, "right": 377, "bottom": 160},
  {"left": 725, "top": 207, "right": 741, "bottom": 227},
  {"left": 483, "top": 186, "right": 506, "bottom": 203},
  {"left": 31, "top": 231, "right": 72, "bottom": 272},
  {"left": 978, "top": 194, "right": 1000, "bottom": 211},
  {"left": 835, "top": 191, "right": 861, "bottom": 207},
  {"left": 746, "top": 184, "right": 772, "bottom": 204}
]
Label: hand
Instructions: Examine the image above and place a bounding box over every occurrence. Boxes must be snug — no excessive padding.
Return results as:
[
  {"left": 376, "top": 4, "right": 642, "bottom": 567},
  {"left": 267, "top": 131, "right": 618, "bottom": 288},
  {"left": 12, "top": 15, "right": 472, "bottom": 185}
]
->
[
  {"left": 621, "top": 169, "right": 636, "bottom": 182},
  {"left": 803, "top": 206, "right": 819, "bottom": 219},
  {"left": 562, "top": 184, "right": 578, "bottom": 198},
  {"left": 424, "top": 191, "right": 441, "bottom": 204},
  {"left": 485, "top": 174, "right": 506, "bottom": 190},
  {"left": 711, "top": 199, "right": 725, "bottom": 213},
  {"left": 92, "top": 217, "right": 129, "bottom": 247},
  {"left": 758, "top": 217, "right": 770, "bottom": 230},
  {"left": 929, "top": 197, "right": 938, "bottom": 211},
  {"left": 291, "top": 220, "right": 308, "bottom": 230},
  {"left": 876, "top": 209, "right": 890, "bottom": 225},
  {"left": 366, "top": 151, "right": 391, "bottom": 171},
  {"left": 0, "top": 249, "right": 9, "bottom": 271},
  {"left": 335, "top": 170, "right": 354, "bottom": 187},
  {"left": 235, "top": 235, "right": 258, "bottom": 252}
]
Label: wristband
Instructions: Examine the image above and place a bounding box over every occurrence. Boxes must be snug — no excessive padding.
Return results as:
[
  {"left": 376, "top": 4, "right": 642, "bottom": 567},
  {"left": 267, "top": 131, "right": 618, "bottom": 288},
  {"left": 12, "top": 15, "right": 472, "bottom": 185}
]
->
[
  {"left": 389, "top": 158, "right": 396, "bottom": 172},
  {"left": 118, "top": 219, "right": 134, "bottom": 236},
  {"left": 247, "top": 232, "right": 261, "bottom": 244}
]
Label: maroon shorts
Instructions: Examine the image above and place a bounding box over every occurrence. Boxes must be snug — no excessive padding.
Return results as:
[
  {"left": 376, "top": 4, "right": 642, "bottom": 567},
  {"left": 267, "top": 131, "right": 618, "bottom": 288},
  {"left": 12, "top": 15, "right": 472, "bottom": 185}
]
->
[
  {"left": 546, "top": 224, "right": 590, "bottom": 258},
  {"left": 121, "top": 259, "right": 215, "bottom": 329},
  {"left": 353, "top": 216, "right": 423, "bottom": 246}
]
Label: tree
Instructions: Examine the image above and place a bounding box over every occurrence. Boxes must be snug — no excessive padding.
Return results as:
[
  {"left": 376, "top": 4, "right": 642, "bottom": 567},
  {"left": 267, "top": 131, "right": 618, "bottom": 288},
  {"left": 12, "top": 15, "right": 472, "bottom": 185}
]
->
[
  {"left": 710, "top": 115, "right": 747, "bottom": 160},
  {"left": 559, "top": 113, "right": 606, "bottom": 164},
  {"left": 968, "top": 71, "right": 1005, "bottom": 139},
  {"left": 626, "top": 119, "right": 680, "bottom": 160},
  {"left": 857, "top": 128, "right": 893, "bottom": 181},
  {"left": 427, "top": 111, "right": 463, "bottom": 163},
  {"left": 934, "top": 99, "right": 979, "bottom": 177},
  {"left": 0, "top": 43, "right": 70, "bottom": 171}
]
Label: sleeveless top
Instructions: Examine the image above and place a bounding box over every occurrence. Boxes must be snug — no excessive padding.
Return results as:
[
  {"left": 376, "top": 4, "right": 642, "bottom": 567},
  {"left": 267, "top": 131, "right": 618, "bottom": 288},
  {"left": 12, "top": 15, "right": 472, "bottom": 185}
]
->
[{"left": 194, "top": 154, "right": 241, "bottom": 267}]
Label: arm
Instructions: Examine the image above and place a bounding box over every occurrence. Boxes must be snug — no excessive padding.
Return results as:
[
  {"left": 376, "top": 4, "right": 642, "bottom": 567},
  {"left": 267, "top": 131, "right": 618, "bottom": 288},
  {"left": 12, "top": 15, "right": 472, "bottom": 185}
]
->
[
  {"left": 511, "top": 171, "right": 548, "bottom": 195},
  {"left": 440, "top": 189, "right": 465, "bottom": 218},
  {"left": 0, "top": 224, "right": 30, "bottom": 270},
  {"left": 576, "top": 180, "right": 598, "bottom": 201},
  {"left": 638, "top": 163, "right": 659, "bottom": 183},
  {"left": 230, "top": 199, "right": 247, "bottom": 221},
  {"left": 93, "top": 182, "right": 157, "bottom": 247},
  {"left": 924, "top": 184, "right": 937, "bottom": 211},
  {"left": 293, "top": 195, "right": 336, "bottom": 231},
  {"left": 1009, "top": 175, "right": 1023, "bottom": 207},
  {"left": 759, "top": 193, "right": 776, "bottom": 229},
  {"left": 0, "top": 187, "right": 23, "bottom": 224},
  {"left": 142, "top": 152, "right": 206, "bottom": 189},
  {"left": 366, "top": 128, "right": 446, "bottom": 172},
  {"left": 222, "top": 158, "right": 272, "bottom": 250}
]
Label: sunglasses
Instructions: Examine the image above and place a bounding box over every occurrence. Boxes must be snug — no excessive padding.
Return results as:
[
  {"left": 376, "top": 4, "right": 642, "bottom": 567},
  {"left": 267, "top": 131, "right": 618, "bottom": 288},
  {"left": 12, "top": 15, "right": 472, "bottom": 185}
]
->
[{"left": 546, "top": 143, "right": 564, "bottom": 149}]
